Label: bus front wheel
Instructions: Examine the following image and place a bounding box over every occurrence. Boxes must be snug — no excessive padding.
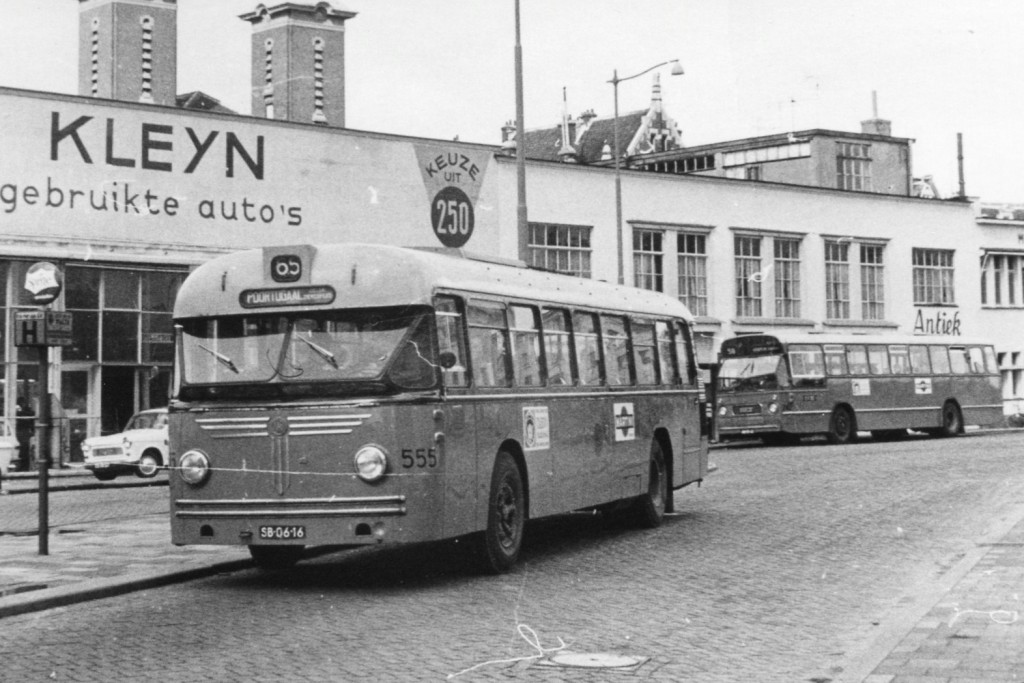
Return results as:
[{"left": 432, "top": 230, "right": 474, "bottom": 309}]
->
[
  {"left": 940, "top": 401, "right": 963, "bottom": 437},
  {"left": 827, "top": 406, "right": 857, "bottom": 444},
  {"left": 478, "top": 451, "right": 525, "bottom": 574},
  {"left": 634, "top": 440, "right": 668, "bottom": 528}
]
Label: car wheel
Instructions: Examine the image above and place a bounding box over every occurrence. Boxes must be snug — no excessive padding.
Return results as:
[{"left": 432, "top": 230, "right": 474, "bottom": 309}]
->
[
  {"left": 136, "top": 451, "right": 162, "bottom": 478},
  {"left": 940, "top": 401, "right": 963, "bottom": 437},
  {"left": 826, "top": 406, "right": 857, "bottom": 444}
]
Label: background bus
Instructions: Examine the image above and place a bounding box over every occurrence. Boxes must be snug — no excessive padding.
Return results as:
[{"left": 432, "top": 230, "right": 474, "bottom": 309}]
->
[
  {"left": 714, "top": 332, "right": 1003, "bottom": 445},
  {"left": 168, "top": 243, "right": 709, "bottom": 572}
]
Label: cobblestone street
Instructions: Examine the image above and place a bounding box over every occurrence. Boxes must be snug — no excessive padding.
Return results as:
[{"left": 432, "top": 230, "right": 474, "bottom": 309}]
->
[{"left": 2, "top": 432, "right": 1024, "bottom": 681}]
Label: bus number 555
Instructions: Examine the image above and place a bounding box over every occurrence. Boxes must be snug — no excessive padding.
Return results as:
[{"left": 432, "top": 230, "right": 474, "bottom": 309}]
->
[{"left": 401, "top": 448, "right": 438, "bottom": 468}]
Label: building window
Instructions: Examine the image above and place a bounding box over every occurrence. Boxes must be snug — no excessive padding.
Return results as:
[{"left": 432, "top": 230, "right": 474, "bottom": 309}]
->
[
  {"left": 981, "top": 252, "right": 1024, "bottom": 307},
  {"left": 633, "top": 230, "right": 663, "bottom": 292},
  {"left": 90, "top": 18, "right": 100, "bottom": 97},
  {"left": 745, "top": 166, "right": 762, "bottom": 181},
  {"left": 912, "top": 248, "right": 955, "bottom": 305},
  {"left": 825, "top": 240, "right": 850, "bottom": 319},
  {"left": 263, "top": 39, "right": 274, "bottom": 119},
  {"left": 312, "top": 37, "right": 326, "bottom": 123},
  {"left": 677, "top": 233, "right": 707, "bottom": 316},
  {"left": 723, "top": 141, "right": 810, "bottom": 168},
  {"left": 861, "top": 244, "right": 885, "bottom": 319},
  {"left": 139, "top": 16, "right": 154, "bottom": 103},
  {"left": 526, "top": 223, "right": 592, "bottom": 278},
  {"left": 774, "top": 238, "right": 801, "bottom": 318},
  {"left": 837, "top": 142, "right": 872, "bottom": 191},
  {"left": 734, "top": 235, "right": 762, "bottom": 317}
]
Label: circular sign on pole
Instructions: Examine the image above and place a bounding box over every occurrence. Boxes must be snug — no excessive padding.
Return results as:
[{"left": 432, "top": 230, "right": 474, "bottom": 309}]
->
[
  {"left": 24, "top": 262, "right": 63, "bottom": 306},
  {"left": 431, "top": 186, "right": 475, "bottom": 248}
]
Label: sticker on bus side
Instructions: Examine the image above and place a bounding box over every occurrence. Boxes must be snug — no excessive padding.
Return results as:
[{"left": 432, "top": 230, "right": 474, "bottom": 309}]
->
[
  {"left": 851, "top": 379, "right": 871, "bottom": 397},
  {"left": 914, "top": 378, "right": 933, "bottom": 395},
  {"left": 613, "top": 402, "right": 636, "bottom": 442},
  {"left": 522, "top": 406, "right": 550, "bottom": 451}
]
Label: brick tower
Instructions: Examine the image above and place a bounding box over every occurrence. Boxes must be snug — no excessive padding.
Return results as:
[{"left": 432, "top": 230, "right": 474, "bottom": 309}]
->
[
  {"left": 78, "top": 0, "right": 178, "bottom": 106},
  {"left": 239, "top": 2, "right": 357, "bottom": 126}
]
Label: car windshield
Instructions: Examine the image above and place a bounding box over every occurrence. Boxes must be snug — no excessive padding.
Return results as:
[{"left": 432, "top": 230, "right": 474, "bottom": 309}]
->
[
  {"left": 717, "top": 354, "right": 784, "bottom": 392},
  {"left": 177, "top": 306, "right": 437, "bottom": 398},
  {"left": 125, "top": 412, "right": 167, "bottom": 431}
]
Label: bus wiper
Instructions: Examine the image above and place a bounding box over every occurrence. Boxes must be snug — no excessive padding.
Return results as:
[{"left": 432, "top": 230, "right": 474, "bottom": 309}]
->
[
  {"left": 295, "top": 335, "right": 339, "bottom": 369},
  {"left": 198, "top": 344, "right": 240, "bottom": 374}
]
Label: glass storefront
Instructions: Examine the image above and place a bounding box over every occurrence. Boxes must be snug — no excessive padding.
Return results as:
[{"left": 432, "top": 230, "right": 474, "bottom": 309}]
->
[{"left": 1, "top": 260, "right": 186, "bottom": 467}]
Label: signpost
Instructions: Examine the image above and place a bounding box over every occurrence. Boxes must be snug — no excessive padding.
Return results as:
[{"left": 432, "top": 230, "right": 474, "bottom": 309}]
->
[{"left": 14, "top": 262, "right": 72, "bottom": 556}]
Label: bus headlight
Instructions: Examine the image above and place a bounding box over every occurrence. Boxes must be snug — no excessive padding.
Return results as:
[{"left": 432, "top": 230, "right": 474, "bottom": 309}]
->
[
  {"left": 718, "top": 406, "right": 728, "bottom": 417},
  {"left": 178, "top": 450, "right": 211, "bottom": 486},
  {"left": 767, "top": 402, "right": 779, "bottom": 414},
  {"left": 354, "top": 445, "right": 388, "bottom": 482}
]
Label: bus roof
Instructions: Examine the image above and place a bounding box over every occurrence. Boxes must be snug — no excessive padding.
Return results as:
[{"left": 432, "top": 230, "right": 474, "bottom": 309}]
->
[
  {"left": 173, "top": 243, "right": 695, "bottom": 321},
  {"left": 721, "top": 331, "right": 995, "bottom": 350}
]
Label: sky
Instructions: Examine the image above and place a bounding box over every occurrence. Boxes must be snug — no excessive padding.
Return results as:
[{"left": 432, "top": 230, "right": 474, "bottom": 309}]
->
[{"left": 0, "top": 0, "right": 1021, "bottom": 201}]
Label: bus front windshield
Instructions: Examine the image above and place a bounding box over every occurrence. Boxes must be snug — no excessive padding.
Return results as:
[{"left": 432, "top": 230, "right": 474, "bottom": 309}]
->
[
  {"left": 718, "top": 355, "right": 784, "bottom": 392},
  {"left": 177, "top": 306, "right": 437, "bottom": 397}
]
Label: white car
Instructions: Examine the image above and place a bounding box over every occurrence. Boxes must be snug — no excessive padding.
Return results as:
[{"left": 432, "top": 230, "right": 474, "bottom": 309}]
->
[{"left": 82, "top": 408, "right": 169, "bottom": 481}]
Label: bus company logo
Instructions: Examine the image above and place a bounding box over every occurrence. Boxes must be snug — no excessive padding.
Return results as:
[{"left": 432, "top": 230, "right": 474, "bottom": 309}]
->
[
  {"left": 914, "top": 378, "right": 933, "bottom": 395},
  {"left": 613, "top": 402, "right": 636, "bottom": 442},
  {"left": 270, "top": 255, "right": 302, "bottom": 283}
]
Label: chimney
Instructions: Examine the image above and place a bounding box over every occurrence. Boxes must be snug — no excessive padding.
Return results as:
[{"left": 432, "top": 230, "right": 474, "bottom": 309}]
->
[
  {"left": 501, "top": 120, "right": 516, "bottom": 143},
  {"left": 78, "top": 0, "right": 178, "bottom": 105},
  {"left": 240, "top": 2, "right": 357, "bottom": 126},
  {"left": 860, "top": 90, "right": 892, "bottom": 137}
]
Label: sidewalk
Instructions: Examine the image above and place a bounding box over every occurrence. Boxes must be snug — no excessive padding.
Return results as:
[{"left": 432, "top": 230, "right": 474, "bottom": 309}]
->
[
  {"left": 0, "top": 467, "right": 251, "bottom": 619},
  {"left": 2, "top": 470, "right": 1024, "bottom": 681}
]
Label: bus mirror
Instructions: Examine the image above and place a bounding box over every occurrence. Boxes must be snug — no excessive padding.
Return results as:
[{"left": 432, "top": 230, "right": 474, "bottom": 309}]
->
[{"left": 439, "top": 351, "right": 458, "bottom": 369}]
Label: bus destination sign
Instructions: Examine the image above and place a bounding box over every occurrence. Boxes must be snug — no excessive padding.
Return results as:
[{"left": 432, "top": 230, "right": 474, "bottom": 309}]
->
[{"left": 239, "top": 286, "right": 336, "bottom": 309}]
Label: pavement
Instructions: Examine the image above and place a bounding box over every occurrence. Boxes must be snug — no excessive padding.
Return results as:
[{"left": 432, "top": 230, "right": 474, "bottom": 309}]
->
[{"left": 1, "top": 456, "right": 1023, "bottom": 682}]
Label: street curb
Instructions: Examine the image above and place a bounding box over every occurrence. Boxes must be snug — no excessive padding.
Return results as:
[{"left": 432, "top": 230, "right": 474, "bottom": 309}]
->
[{"left": 0, "top": 558, "right": 253, "bottom": 620}]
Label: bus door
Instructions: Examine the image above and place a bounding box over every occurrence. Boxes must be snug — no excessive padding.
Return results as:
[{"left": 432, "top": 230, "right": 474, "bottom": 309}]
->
[
  {"left": 674, "top": 322, "right": 705, "bottom": 483},
  {"left": 785, "top": 344, "right": 829, "bottom": 432}
]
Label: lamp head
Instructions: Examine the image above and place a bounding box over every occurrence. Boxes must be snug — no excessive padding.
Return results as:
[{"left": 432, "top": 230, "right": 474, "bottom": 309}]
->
[{"left": 669, "top": 60, "right": 685, "bottom": 76}]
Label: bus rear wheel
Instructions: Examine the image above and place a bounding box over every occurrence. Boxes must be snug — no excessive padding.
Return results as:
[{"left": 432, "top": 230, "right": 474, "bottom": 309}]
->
[
  {"left": 634, "top": 440, "right": 668, "bottom": 528},
  {"left": 478, "top": 451, "right": 525, "bottom": 574},
  {"left": 827, "top": 406, "right": 857, "bottom": 444},
  {"left": 940, "top": 401, "right": 963, "bottom": 437},
  {"left": 249, "top": 545, "right": 305, "bottom": 570}
]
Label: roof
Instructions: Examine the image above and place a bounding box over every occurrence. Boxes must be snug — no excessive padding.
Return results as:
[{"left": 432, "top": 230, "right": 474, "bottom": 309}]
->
[
  {"left": 520, "top": 111, "right": 646, "bottom": 164},
  {"left": 174, "top": 243, "right": 694, "bottom": 322},
  {"left": 175, "top": 91, "right": 236, "bottom": 115}
]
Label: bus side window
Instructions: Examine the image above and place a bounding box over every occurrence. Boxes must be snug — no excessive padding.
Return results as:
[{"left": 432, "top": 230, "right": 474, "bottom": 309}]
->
[
  {"left": 509, "top": 305, "right": 542, "bottom": 387},
  {"left": 846, "top": 345, "right": 869, "bottom": 375},
  {"left": 967, "top": 347, "right": 986, "bottom": 374},
  {"left": 631, "top": 320, "right": 657, "bottom": 385},
  {"left": 600, "top": 315, "right": 632, "bottom": 386},
  {"left": 433, "top": 296, "right": 468, "bottom": 387},
  {"left": 824, "top": 344, "right": 847, "bottom": 375},
  {"left": 867, "top": 344, "right": 890, "bottom": 375},
  {"left": 675, "top": 322, "right": 695, "bottom": 385},
  {"left": 655, "top": 321, "right": 676, "bottom": 384},
  {"left": 541, "top": 308, "right": 573, "bottom": 385},
  {"left": 908, "top": 345, "right": 930, "bottom": 374},
  {"left": 929, "top": 346, "right": 951, "bottom": 374},
  {"left": 983, "top": 346, "right": 998, "bottom": 374},
  {"left": 949, "top": 346, "right": 970, "bottom": 374},
  {"left": 467, "top": 300, "right": 511, "bottom": 387},
  {"left": 572, "top": 311, "right": 603, "bottom": 386},
  {"left": 888, "top": 345, "right": 910, "bottom": 375},
  {"left": 788, "top": 344, "right": 825, "bottom": 386}
]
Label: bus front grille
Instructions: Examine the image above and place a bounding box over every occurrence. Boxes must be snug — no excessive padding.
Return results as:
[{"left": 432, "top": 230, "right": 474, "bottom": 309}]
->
[{"left": 174, "top": 495, "right": 406, "bottom": 518}]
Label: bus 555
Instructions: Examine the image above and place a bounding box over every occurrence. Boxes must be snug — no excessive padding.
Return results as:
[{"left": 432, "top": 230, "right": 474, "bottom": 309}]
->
[
  {"left": 168, "top": 243, "right": 710, "bottom": 572},
  {"left": 714, "top": 332, "right": 1003, "bottom": 445}
]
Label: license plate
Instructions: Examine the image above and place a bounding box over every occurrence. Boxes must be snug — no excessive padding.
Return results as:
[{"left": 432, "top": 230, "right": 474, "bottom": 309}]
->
[
  {"left": 258, "top": 525, "right": 306, "bottom": 540},
  {"left": 735, "top": 405, "right": 761, "bottom": 415}
]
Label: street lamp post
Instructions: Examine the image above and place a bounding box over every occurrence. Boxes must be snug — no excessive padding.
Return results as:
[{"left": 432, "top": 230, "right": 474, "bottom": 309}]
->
[{"left": 610, "top": 59, "right": 684, "bottom": 285}]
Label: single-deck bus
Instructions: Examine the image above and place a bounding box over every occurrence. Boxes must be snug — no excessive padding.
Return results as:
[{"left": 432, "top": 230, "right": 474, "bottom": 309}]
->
[
  {"left": 168, "top": 243, "right": 709, "bottom": 572},
  {"left": 715, "top": 332, "right": 1003, "bottom": 444}
]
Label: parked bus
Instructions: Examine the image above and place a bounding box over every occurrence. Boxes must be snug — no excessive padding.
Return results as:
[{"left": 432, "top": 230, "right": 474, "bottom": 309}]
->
[
  {"left": 168, "top": 243, "right": 709, "bottom": 572},
  {"left": 715, "top": 332, "right": 1003, "bottom": 445}
]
